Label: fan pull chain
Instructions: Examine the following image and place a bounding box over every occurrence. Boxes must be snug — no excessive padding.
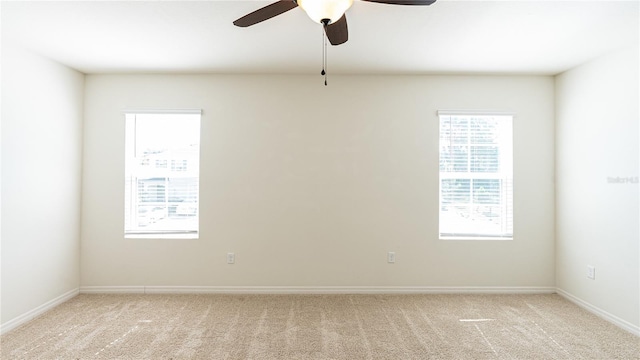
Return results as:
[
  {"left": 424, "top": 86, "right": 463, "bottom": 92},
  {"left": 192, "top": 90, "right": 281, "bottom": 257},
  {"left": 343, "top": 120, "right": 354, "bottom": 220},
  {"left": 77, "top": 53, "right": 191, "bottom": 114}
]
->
[{"left": 321, "top": 27, "right": 327, "bottom": 86}]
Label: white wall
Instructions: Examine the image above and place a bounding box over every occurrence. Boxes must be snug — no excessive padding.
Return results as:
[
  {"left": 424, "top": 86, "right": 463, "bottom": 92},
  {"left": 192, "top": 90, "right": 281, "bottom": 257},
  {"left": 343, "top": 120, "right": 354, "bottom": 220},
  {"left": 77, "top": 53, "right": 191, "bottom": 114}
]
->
[
  {"left": 81, "top": 74, "right": 555, "bottom": 289},
  {"left": 1, "top": 46, "right": 84, "bottom": 330},
  {"left": 556, "top": 46, "right": 640, "bottom": 331}
]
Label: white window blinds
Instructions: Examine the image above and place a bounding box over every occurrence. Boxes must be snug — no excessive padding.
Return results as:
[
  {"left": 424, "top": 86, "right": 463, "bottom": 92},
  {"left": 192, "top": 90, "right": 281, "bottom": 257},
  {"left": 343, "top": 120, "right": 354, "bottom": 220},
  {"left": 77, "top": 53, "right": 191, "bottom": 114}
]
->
[
  {"left": 124, "top": 111, "right": 201, "bottom": 238},
  {"left": 438, "top": 111, "right": 513, "bottom": 239}
]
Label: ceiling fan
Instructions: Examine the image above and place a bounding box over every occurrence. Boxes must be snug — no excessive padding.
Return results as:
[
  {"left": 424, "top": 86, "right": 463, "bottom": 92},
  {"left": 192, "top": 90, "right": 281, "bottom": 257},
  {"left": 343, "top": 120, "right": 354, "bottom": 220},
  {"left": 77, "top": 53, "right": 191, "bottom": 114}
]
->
[{"left": 233, "top": 0, "right": 437, "bottom": 46}]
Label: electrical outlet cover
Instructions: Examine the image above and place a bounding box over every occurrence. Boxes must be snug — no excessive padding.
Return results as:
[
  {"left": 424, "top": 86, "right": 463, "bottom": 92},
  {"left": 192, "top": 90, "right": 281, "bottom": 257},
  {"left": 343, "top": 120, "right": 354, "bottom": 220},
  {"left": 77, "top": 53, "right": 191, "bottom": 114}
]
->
[{"left": 387, "top": 252, "right": 396, "bottom": 263}]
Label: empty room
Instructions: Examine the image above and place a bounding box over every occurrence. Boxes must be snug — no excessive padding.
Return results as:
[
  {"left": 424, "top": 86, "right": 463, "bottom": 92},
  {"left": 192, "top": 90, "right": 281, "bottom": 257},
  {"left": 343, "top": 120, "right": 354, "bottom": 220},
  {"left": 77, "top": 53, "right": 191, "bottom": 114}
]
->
[{"left": 1, "top": 0, "right": 638, "bottom": 358}]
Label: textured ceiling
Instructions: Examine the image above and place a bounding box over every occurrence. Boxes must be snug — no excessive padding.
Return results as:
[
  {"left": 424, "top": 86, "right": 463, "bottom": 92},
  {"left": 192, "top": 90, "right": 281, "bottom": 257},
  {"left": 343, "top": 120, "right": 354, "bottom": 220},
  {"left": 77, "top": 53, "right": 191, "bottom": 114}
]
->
[{"left": 2, "top": 0, "right": 638, "bottom": 75}]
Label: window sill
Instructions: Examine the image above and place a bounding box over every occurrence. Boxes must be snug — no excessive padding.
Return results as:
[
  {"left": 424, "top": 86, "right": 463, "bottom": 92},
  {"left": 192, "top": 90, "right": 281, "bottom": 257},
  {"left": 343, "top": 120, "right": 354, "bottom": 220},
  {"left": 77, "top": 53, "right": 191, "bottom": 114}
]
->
[
  {"left": 125, "top": 233, "right": 199, "bottom": 240},
  {"left": 440, "top": 236, "right": 513, "bottom": 241}
]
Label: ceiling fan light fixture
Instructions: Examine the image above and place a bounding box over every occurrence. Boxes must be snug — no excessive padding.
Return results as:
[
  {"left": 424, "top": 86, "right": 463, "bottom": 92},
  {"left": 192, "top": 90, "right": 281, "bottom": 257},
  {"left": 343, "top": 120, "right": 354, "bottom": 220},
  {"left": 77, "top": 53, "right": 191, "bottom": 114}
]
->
[{"left": 297, "top": 0, "right": 354, "bottom": 24}]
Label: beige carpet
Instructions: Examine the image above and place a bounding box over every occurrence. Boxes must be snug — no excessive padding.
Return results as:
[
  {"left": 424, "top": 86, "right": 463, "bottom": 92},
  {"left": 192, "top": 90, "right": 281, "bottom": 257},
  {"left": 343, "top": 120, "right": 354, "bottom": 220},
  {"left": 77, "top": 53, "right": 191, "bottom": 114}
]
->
[{"left": 1, "top": 293, "right": 638, "bottom": 359}]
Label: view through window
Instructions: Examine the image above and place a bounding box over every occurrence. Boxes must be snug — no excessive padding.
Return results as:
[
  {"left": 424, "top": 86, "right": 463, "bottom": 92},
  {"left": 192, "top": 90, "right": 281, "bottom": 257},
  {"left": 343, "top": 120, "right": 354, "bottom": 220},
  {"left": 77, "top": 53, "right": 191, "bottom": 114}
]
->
[
  {"left": 124, "top": 111, "right": 201, "bottom": 238},
  {"left": 439, "top": 112, "right": 513, "bottom": 239}
]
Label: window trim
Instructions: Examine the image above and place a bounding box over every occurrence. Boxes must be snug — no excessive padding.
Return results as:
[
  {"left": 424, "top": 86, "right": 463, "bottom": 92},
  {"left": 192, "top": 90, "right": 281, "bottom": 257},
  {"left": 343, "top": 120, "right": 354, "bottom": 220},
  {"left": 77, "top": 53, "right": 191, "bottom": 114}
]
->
[
  {"left": 437, "top": 110, "right": 514, "bottom": 117},
  {"left": 124, "top": 109, "right": 202, "bottom": 239},
  {"left": 123, "top": 108, "right": 202, "bottom": 115},
  {"left": 437, "top": 110, "right": 514, "bottom": 241}
]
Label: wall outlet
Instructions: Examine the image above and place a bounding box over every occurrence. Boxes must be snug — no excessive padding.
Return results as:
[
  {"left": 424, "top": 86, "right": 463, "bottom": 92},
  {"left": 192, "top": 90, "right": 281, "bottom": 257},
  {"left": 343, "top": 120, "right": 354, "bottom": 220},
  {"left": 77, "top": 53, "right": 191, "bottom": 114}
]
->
[
  {"left": 227, "top": 252, "right": 235, "bottom": 264},
  {"left": 387, "top": 252, "right": 396, "bottom": 263},
  {"left": 587, "top": 265, "right": 595, "bottom": 280}
]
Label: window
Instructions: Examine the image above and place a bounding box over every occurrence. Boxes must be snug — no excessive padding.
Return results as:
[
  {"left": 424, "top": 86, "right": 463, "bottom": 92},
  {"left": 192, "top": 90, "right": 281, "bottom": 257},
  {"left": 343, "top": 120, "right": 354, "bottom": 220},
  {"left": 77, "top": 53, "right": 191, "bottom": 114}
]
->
[
  {"left": 124, "top": 110, "right": 201, "bottom": 238},
  {"left": 438, "top": 111, "right": 513, "bottom": 240}
]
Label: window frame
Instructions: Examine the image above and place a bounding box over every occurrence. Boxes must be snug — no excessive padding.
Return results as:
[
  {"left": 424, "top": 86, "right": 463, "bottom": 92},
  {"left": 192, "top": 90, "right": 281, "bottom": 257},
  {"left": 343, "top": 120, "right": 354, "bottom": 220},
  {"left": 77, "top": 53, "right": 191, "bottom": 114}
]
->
[
  {"left": 124, "top": 109, "right": 202, "bottom": 240},
  {"left": 437, "top": 110, "right": 514, "bottom": 241}
]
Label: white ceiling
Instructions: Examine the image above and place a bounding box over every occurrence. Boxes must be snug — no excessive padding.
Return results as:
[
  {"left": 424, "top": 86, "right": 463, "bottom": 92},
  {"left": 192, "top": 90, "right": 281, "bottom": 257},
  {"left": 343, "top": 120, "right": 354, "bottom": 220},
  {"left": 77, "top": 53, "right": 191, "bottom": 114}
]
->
[{"left": 2, "top": 0, "right": 638, "bottom": 75}]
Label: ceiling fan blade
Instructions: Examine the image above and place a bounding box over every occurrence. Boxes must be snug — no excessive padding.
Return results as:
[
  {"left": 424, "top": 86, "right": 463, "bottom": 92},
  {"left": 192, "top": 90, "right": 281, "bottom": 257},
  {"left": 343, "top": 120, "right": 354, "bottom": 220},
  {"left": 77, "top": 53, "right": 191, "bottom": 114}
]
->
[
  {"left": 233, "top": 1, "right": 298, "bottom": 27},
  {"left": 324, "top": 15, "right": 349, "bottom": 45},
  {"left": 361, "top": 0, "right": 436, "bottom": 5}
]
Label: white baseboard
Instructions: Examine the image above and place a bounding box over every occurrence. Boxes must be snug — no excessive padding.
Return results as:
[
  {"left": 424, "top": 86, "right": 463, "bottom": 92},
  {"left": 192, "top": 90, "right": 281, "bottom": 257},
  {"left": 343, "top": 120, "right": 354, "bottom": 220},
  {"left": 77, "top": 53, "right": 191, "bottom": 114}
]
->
[
  {"left": 79, "top": 285, "right": 556, "bottom": 295},
  {"left": 556, "top": 288, "right": 640, "bottom": 336},
  {"left": 79, "top": 286, "right": 145, "bottom": 294},
  {"left": 1, "top": 288, "right": 79, "bottom": 335}
]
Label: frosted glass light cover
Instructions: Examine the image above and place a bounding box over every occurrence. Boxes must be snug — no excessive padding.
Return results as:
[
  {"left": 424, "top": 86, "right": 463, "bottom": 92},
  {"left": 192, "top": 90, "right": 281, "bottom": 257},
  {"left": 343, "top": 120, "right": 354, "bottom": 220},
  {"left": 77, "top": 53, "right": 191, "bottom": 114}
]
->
[{"left": 297, "top": 0, "right": 354, "bottom": 24}]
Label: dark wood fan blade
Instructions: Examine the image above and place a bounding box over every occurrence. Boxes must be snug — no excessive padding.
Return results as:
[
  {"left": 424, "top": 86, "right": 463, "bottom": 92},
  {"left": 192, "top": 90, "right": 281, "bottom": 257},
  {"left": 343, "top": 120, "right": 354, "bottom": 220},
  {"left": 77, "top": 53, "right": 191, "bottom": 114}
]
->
[
  {"left": 361, "top": 0, "right": 436, "bottom": 5},
  {"left": 233, "top": 1, "right": 298, "bottom": 27},
  {"left": 324, "top": 15, "right": 348, "bottom": 45}
]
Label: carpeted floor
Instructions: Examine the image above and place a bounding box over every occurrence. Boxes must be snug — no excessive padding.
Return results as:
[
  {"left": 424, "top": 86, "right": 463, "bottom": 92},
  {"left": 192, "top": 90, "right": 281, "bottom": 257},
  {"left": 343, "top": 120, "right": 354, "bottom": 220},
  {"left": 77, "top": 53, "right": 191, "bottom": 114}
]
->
[{"left": 1, "top": 293, "right": 638, "bottom": 359}]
